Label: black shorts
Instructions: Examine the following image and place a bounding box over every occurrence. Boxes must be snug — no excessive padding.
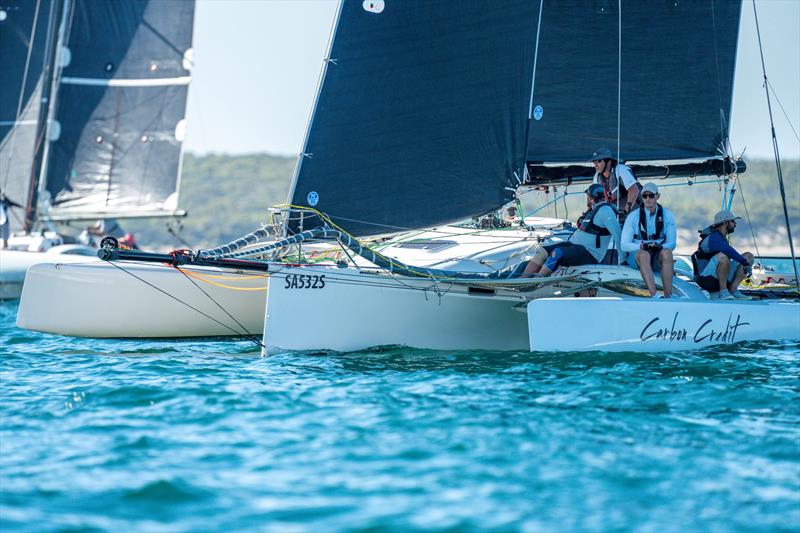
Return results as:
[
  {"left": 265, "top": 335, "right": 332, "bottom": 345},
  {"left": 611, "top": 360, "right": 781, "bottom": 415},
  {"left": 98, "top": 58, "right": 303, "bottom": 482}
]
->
[
  {"left": 544, "top": 242, "right": 598, "bottom": 267},
  {"left": 696, "top": 275, "right": 722, "bottom": 292}
]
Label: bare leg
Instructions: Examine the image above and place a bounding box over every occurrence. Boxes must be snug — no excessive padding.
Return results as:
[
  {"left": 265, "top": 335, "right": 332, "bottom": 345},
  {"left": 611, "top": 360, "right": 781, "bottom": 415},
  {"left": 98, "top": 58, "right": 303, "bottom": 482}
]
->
[
  {"left": 636, "top": 250, "right": 657, "bottom": 296},
  {"left": 729, "top": 252, "right": 753, "bottom": 292},
  {"left": 539, "top": 264, "right": 553, "bottom": 277},
  {"left": 521, "top": 246, "right": 549, "bottom": 277},
  {"left": 659, "top": 249, "right": 674, "bottom": 297},
  {"left": 521, "top": 260, "right": 544, "bottom": 277},
  {"left": 715, "top": 253, "right": 730, "bottom": 292}
]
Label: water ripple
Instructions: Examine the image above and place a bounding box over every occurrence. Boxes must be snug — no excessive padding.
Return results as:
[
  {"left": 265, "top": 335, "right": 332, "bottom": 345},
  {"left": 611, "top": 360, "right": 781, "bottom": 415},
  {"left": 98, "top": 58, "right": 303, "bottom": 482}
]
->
[{"left": 1, "top": 301, "right": 798, "bottom": 531}]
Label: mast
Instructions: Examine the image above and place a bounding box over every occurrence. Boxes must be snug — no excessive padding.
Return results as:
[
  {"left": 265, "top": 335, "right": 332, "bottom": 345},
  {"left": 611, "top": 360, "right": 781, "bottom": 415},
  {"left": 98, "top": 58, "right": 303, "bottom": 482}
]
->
[
  {"left": 24, "top": 0, "right": 67, "bottom": 232},
  {"left": 33, "top": 0, "right": 71, "bottom": 231}
]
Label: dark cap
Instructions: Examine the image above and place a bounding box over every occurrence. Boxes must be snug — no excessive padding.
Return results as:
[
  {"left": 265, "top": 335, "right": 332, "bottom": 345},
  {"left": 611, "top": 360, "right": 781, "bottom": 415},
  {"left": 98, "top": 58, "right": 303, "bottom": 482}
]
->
[{"left": 590, "top": 148, "right": 616, "bottom": 162}]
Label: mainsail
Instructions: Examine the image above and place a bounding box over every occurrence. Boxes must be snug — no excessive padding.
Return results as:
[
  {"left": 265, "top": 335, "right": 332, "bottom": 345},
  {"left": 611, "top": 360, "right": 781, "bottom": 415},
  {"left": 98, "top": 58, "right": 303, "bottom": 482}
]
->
[
  {"left": 287, "top": 0, "right": 539, "bottom": 237},
  {"left": 42, "top": 0, "right": 194, "bottom": 221},
  {"left": 525, "top": 0, "right": 741, "bottom": 166},
  {"left": 287, "top": 0, "right": 743, "bottom": 237},
  {"left": 0, "top": 0, "right": 60, "bottom": 233}
]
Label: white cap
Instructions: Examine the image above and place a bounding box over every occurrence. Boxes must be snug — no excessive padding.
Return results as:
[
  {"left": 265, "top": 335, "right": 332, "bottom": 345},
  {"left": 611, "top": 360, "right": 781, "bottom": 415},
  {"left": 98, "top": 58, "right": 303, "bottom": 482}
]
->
[
  {"left": 642, "top": 182, "right": 659, "bottom": 195},
  {"left": 713, "top": 210, "right": 741, "bottom": 226}
]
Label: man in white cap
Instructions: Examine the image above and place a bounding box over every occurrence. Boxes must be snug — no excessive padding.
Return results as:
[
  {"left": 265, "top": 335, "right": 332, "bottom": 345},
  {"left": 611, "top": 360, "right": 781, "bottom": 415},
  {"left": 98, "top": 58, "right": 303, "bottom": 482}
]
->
[
  {"left": 621, "top": 182, "right": 676, "bottom": 298},
  {"left": 692, "top": 210, "right": 754, "bottom": 299},
  {"left": 590, "top": 147, "right": 641, "bottom": 217}
]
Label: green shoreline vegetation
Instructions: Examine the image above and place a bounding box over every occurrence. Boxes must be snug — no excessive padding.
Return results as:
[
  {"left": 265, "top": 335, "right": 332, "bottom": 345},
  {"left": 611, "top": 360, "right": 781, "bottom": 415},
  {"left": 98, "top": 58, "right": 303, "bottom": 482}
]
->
[{"left": 125, "top": 154, "right": 799, "bottom": 255}]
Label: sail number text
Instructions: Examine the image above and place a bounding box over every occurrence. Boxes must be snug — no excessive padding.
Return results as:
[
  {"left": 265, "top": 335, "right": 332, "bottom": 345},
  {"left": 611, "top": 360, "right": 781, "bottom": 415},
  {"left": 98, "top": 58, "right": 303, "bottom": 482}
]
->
[{"left": 284, "top": 274, "right": 326, "bottom": 289}]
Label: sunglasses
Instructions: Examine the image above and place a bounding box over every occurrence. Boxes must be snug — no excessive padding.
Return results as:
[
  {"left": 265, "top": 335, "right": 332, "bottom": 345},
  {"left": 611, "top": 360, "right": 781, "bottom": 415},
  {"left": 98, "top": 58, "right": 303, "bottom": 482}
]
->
[{"left": 642, "top": 193, "right": 656, "bottom": 199}]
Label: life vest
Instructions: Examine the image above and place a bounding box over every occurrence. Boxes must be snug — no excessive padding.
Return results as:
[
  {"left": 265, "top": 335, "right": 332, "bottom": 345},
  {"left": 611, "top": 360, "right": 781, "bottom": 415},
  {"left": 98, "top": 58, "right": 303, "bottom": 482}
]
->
[
  {"left": 637, "top": 204, "right": 665, "bottom": 243},
  {"left": 690, "top": 227, "right": 718, "bottom": 278},
  {"left": 599, "top": 163, "right": 641, "bottom": 211},
  {"left": 578, "top": 202, "right": 617, "bottom": 248}
]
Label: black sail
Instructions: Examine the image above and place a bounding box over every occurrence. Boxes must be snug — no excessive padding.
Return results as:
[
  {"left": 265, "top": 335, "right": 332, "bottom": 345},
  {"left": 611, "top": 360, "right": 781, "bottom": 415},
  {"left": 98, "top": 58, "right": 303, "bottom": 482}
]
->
[
  {"left": 526, "top": 0, "right": 742, "bottom": 165},
  {"left": 43, "top": 0, "right": 194, "bottom": 220},
  {"left": 289, "top": 0, "right": 742, "bottom": 236},
  {"left": 0, "top": 0, "right": 59, "bottom": 232},
  {"left": 287, "top": 0, "right": 539, "bottom": 237}
]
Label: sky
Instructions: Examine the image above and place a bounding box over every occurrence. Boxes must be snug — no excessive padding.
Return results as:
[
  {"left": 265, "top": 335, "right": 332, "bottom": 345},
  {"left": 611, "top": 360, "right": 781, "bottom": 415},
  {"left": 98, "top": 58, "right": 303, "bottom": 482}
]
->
[{"left": 183, "top": 0, "right": 800, "bottom": 161}]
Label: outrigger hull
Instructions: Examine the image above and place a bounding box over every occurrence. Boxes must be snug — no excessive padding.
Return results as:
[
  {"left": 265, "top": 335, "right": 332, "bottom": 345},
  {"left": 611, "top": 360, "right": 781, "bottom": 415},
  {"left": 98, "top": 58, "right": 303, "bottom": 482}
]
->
[
  {"left": 529, "top": 297, "right": 800, "bottom": 352},
  {"left": 17, "top": 262, "right": 267, "bottom": 338}
]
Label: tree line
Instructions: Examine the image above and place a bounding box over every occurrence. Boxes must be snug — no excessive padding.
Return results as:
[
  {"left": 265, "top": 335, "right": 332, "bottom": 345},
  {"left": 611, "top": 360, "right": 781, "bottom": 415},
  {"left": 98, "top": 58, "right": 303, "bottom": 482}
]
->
[{"left": 125, "top": 154, "right": 799, "bottom": 254}]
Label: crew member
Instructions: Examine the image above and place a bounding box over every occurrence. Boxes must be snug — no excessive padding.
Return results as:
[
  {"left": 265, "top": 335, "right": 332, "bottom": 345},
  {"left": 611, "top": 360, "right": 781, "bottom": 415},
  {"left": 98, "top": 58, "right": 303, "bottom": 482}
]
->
[
  {"left": 692, "top": 210, "right": 754, "bottom": 300},
  {"left": 521, "top": 184, "right": 621, "bottom": 277},
  {"left": 0, "top": 191, "right": 23, "bottom": 249},
  {"left": 590, "top": 147, "right": 641, "bottom": 217},
  {"left": 621, "top": 182, "right": 677, "bottom": 298}
]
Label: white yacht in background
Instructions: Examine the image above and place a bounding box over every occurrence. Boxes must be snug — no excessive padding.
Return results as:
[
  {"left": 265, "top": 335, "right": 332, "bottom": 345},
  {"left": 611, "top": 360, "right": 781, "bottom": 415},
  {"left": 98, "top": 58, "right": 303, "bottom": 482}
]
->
[{"left": 1, "top": 0, "right": 194, "bottom": 299}]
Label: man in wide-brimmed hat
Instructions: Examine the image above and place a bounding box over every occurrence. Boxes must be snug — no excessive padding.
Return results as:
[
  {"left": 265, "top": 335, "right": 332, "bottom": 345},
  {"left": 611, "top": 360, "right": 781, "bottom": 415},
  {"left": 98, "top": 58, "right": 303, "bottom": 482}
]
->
[{"left": 692, "top": 210, "right": 754, "bottom": 299}]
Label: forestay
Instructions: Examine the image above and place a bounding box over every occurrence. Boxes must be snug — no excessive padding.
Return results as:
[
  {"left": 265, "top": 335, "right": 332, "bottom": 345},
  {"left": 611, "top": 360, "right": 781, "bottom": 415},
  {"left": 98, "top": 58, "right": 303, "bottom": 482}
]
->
[
  {"left": 288, "top": 0, "right": 539, "bottom": 237},
  {"left": 42, "top": 0, "right": 194, "bottom": 220}
]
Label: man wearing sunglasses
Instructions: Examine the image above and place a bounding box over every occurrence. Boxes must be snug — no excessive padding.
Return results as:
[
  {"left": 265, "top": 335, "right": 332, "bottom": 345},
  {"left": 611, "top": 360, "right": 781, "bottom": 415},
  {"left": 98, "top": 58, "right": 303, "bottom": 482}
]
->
[
  {"left": 621, "top": 183, "right": 677, "bottom": 298},
  {"left": 590, "top": 147, "right": 642, "bottom": 217},
  {"left": 692, "top": 210, "right": 754, "bottom": 300}
]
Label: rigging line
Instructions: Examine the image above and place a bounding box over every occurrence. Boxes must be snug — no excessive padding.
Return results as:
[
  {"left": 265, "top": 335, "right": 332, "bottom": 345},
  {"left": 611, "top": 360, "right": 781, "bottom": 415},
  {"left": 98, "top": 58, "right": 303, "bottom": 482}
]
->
[
  {"left": 2, "top": 0, "right": 43, "bottom": 192},
  {"left": 752, "top": 0, "right": 799, "bottom": 291},
  {"left": 106, "top": 260, "right": 265, "bottom": 349},
  {"left": 767, "top": 80, "right": 800, "bottom": 144},
  {"left": 526, "top": 0, "right": 544, "bottom": 119},
  {"left": 709, "top": 0, "right": 727, "bottom": 152},
  {"left": 140, "top": 19, "right": 190, "bottom": 66},
  {"left": 616, "top": 0, "right": 622, "bottom": 164},
  {"left": 521, "top": 0, "right": 545, "bottom": 184},
  {"left": 173, "top": 266, "right": 265, "bottom": 346},
  {"left": 733, "top": 176, "right": 763, "bottom": 262}
]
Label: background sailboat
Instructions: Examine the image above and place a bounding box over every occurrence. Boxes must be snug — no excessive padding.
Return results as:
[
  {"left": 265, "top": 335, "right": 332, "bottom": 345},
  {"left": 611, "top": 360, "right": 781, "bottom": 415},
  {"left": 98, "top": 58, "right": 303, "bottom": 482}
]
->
[{"left": 0, "top": 0, "right": 194, "bottom": 298}]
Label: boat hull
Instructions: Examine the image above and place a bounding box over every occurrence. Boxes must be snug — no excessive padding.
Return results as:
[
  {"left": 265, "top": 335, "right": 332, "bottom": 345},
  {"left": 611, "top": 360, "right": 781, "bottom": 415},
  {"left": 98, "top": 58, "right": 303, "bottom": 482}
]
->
[
  {"left": 529, "top": 297, "right": 800, "bottom": 352},
  {"left": 17, "top": 262, "right": 267, "bottom": 338},
  {"left": 0, "top": 246, "right": 98, "bottom": 300},
  {"left": 263, "top": 265, "right": 530, "bottom": 353}
]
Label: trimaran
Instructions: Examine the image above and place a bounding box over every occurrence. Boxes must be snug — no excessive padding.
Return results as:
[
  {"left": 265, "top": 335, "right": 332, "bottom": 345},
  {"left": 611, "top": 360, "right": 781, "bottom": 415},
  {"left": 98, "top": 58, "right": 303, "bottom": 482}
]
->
[{"left": 17, "top": 0, "right": 799, "bottom": 352}]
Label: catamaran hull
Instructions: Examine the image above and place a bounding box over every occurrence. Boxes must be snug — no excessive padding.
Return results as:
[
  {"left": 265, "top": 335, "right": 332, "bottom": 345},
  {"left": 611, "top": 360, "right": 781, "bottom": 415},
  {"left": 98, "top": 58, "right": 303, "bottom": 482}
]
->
[
  {"left": 17, "top": 262, "right": 267, "bottom": 338},
  {"left": 528, "top": 297, "right": 800, "bottom": 352},
  {"left": 263, "top": 266, "right": 530, "bottom": 353}
]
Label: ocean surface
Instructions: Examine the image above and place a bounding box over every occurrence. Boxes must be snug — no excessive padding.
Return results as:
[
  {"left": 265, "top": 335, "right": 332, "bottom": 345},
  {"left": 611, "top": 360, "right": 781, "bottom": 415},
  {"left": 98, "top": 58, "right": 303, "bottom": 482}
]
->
[{"left": 1, "top": 300, "right": 798, "bottom": 532}]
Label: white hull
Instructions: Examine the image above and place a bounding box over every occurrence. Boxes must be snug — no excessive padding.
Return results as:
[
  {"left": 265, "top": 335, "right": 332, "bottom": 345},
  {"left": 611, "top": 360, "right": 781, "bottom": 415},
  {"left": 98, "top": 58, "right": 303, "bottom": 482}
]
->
[
  {"left": 529, "top": 297, "right": 800, "bottom": 352},
  {"left": 0, "top": 246, "right": 98, "bottom": 300},
  {"left": 17, "top": 262, "right": 267, "bottom": 337},
  {"left": 263, "top": 265, "right": 800, "bottom": 354},
  {"left": 263, "top": 265, "right": 530, "bottom": 353}
]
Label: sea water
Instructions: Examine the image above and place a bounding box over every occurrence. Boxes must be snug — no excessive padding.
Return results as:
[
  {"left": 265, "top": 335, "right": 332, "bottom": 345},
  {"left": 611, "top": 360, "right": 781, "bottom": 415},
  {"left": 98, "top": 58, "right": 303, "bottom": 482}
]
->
[{"left": 1, "top": 301, "right": 798, "bottom": 532}]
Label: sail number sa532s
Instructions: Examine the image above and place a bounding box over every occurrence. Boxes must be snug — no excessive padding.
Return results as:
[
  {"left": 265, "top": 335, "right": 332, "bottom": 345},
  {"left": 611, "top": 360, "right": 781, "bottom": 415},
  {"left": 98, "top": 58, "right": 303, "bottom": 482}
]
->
[{"left": 284, "top": 274, "right": 326, "bottom": 289}]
